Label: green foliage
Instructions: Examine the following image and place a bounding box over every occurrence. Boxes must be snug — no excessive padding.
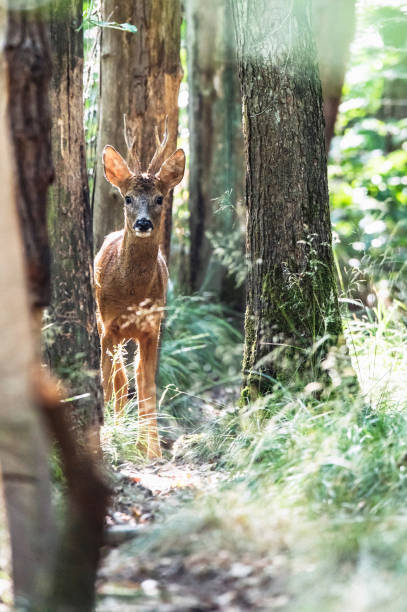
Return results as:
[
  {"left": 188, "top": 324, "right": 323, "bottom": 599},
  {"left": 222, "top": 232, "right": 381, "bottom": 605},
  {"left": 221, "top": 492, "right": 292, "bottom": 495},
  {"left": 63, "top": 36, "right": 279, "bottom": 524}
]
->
[
  {"left": 206, "top": 190, "right": 246, "bottom": 289},
  {"left": 101, "top": 401, "right": 146, "bottom": 468},
  {"left": 331, "top": 0, "right": 407, "bottom": 293},
  {"left": 157, "top": 288, "right": 242, "bottom": 433},
  {"left": 164, "top": 299, "right": 407, "bottom": 610}
]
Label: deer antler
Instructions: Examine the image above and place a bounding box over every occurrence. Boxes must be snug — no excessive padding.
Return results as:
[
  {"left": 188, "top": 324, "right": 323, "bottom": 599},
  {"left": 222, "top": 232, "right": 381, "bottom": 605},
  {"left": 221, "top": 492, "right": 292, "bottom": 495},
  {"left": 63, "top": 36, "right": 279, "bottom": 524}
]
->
[
  {"left": 123, "top": 114, "right": 141, "bottom": 175},
  {"left": 147, "top": 116, "right": 169, "bottom": 175}
]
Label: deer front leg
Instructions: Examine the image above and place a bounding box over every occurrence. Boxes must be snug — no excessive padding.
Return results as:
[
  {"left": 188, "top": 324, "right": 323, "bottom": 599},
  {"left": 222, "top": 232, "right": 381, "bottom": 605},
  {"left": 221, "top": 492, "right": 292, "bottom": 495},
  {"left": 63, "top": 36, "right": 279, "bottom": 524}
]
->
[
  {"left": 100, "top": 333, "right": 114, "bottom": 403},
  {"left": 134, "top": 347, "right": 148, "bottom": 452},
  {"left": 112, "top": 345, "right": 128, "bottom": 415},
  {"left": 101, "top": 334, "right": 128, "bottom": 414},
  {"left": 137, "top": 332, "right": 161, "bottom": 460}
]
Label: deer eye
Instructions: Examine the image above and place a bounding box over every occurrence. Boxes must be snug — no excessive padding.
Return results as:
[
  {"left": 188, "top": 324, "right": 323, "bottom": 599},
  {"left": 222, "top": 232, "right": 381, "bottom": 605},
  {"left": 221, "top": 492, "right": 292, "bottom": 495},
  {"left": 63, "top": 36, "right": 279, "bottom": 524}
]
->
[
  {"left": 156, "top": 196, "right": 163, "bottom": 205},
  {"left": 125, "top": 196, "right": 132, "bottom": 204}
]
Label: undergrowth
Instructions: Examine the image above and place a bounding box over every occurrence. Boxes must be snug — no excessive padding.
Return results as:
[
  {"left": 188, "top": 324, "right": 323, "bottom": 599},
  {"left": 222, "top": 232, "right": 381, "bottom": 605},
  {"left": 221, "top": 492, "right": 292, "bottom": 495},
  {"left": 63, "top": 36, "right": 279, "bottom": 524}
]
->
[
  {"left": 99, "top": 263, "right": 407, "bottom": 610},
  {"left": 119, "top": 295, "right": 407, "bottom": 611}
]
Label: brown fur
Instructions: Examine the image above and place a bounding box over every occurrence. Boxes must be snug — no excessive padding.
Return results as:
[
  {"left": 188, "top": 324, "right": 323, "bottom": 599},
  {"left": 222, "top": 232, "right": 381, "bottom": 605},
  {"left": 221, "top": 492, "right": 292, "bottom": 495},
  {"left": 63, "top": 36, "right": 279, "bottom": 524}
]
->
[{"left": 95, "top": 144, "right": 185, "bottom": 459}]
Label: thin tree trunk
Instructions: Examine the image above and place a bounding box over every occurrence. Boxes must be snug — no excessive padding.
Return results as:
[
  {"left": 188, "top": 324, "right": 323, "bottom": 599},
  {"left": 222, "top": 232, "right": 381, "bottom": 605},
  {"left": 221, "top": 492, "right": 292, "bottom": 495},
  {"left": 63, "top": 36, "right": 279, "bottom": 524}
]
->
[
  {"left": 313, "top": 0, "right": 356, "bottom": 150},
  {"left": 93, "top": 0, "right": 182, "bottom": 262},
  {"left": 187, "top": 0, "right": 245, "bottom": 303},
  {"left": 47, "top": 0, "right": 102, "bottom": 430},
  {"left": 0, "top": 9, "right": 56, "bottom": 605},
  {"left": 232, "top": 0, "right": 342, "bottom": 397}
]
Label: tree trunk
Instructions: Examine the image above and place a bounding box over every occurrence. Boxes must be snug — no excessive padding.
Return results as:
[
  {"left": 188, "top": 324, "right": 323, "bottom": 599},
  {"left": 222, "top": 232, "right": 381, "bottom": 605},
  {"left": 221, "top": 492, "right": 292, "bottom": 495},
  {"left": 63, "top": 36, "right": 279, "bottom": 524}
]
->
[
  {"left": 47, "top": 0, "right": 102, "bottom": 429},
  {"left": 40, "top": 377, "right": 110, "bottom": 612},
  {"left": 93, "top": 0, "right": 182, "bottom": 262},
  {"left": 232, "top": 0, "right": 342, "bottom": 396},
  {"left": 187, "top": 0, "right": 245, "bottom": 304},
  {"left": 3, "top": 5, "right": 109, "bottom": 610},
  {"left": 4, "top": 2, "right": 53, "bottom": 314},
  {"left": 0, "top": 9, "right": 56, "bottom": 606},
  {"left": 312, "top": 0, "right": 356, "bottom": 150}
]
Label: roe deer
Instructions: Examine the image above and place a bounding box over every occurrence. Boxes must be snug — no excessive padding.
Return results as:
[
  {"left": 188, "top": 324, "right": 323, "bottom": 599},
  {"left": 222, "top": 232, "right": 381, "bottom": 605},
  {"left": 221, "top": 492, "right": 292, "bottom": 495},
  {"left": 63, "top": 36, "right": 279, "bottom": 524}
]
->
[{"left": 94, "top": 118, "right": 185, "bottom": 459}]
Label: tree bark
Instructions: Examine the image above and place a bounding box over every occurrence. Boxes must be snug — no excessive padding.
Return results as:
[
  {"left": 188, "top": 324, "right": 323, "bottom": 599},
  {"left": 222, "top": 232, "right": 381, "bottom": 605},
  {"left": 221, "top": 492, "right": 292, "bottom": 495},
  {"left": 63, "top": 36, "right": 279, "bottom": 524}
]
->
[
  {"left": 4, "top": 2, "right": 53, "bottom": 313},
  {"left": 312, "top": 0, "right": 356, "bottom": 150},
  {"left": 47, "top": 0, "right": 102, "bottom": 429},
  {"left": 0, "top": 9, "right": 56, "bottom": 605},
  {"left": 232, "top": 0, "right": 342, "bottom": 396},
  {"left": 187, "top": 0, "right": 245, "bottom": 303},
  {"left": 93, "top": 0, "right": 183, "bottom": 262}
]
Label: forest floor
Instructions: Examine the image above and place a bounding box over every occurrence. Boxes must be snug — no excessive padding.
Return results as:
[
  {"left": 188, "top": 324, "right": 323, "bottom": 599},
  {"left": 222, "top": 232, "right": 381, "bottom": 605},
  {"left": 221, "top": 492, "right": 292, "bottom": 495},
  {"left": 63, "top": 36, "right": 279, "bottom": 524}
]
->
[
  {"left": 3, "top": 301, "right": 407, "bottom": 611},
  {"left": 96, "top": 302, "right": 407, "bottom": 612},
  {"left": 96, "top": 385, "right": 287, "bottom": 612},
  {"left": 96, "top": 453, "right": 283, "bottom": 612}
]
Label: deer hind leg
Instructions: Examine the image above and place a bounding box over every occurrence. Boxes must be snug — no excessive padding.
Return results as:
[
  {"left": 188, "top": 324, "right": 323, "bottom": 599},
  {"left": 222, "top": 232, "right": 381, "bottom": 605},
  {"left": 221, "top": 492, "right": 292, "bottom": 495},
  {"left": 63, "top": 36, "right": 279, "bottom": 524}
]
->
[{"left": 137, "top": 332, "right": 161, "bottom": 460}]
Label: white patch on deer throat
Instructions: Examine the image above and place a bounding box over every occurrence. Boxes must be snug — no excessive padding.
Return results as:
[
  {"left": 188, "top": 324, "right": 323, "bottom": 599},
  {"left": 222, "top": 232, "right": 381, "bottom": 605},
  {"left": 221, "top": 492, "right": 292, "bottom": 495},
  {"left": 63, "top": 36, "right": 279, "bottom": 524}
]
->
[{"left": 135, "top": 229, "right": 153, "bottom": 238}]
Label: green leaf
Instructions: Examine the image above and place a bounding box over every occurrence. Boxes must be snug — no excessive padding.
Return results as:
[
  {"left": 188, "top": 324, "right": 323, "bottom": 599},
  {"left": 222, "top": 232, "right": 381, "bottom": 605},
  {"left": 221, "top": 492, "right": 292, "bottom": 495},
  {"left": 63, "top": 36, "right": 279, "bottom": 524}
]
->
[{"left": 86, "top": 19, "right": 138, "bottom": 33}]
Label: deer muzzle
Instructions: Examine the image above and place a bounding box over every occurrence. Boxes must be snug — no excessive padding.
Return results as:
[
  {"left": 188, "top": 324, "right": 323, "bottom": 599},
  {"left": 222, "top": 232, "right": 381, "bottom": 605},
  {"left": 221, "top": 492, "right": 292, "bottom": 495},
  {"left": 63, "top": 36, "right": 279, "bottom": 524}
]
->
[{"left": 134, "top": 218, "right": 153, "bottom": 236}]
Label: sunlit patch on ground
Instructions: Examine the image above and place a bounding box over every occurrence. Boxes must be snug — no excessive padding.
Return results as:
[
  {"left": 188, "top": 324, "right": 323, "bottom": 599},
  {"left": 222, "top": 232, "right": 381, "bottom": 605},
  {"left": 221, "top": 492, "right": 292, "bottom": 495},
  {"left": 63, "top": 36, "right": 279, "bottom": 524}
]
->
[
  {"left": 97, "top": 461, "right": 287, "bottom": 611},
  {"left": 120, "top": 463, "right": 206, "bottom": 495}
]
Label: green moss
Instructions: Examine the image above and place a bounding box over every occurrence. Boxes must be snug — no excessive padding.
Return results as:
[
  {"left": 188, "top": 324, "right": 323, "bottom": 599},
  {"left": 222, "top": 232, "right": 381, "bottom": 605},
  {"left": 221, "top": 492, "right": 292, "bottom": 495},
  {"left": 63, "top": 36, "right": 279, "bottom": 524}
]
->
[
  {"left": 242, "top": 236, "right": 345, "bottom": 396},
  {"left": 240, "top": 386, "right": 251, "bottom": 408}
]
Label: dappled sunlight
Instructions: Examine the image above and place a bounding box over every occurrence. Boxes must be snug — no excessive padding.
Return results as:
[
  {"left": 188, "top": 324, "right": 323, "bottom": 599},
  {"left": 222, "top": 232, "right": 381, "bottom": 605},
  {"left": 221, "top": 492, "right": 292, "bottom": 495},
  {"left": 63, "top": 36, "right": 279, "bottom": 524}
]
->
[
  {"left": 1, "top": 0, "right": 406, "bottom": 609},
  {"left": 345, "top": 301, "right": 407, "bottom": 407}
]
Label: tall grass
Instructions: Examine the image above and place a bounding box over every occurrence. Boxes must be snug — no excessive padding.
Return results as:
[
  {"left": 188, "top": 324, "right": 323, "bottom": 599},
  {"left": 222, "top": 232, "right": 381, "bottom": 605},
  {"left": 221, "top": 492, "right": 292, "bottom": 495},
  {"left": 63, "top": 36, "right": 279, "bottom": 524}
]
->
[
  {"left": 134, "top": 296, "right": 407, "bottom": 611},
  {"left": 100, "top": 269, "right": 407, "bottom": 609}
]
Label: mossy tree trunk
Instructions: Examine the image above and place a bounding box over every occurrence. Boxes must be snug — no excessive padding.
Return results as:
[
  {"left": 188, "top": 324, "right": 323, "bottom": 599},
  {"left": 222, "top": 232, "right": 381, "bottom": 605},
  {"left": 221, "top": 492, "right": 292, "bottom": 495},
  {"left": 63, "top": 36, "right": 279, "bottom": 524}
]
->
[
  {"left": 187, "top": 0, "right": 245, "bottom": 304},
  {"left": 93, "top": 0, "right": 182, "bottom": 262},
  {"left": 232, "top": 0, "right": 342, "bottom": 396},
  {"left": 313, "top": 0, "right": 356, "bottom": 150},
  {"left": 47, "top": 0, "right": 102, "bottom": 429}
]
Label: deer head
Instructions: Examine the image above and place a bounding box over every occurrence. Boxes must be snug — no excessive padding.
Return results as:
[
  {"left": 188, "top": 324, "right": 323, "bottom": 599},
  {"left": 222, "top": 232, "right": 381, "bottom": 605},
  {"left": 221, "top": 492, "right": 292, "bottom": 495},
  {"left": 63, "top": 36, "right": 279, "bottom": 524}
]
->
[{"left": 102, "top": 117, "right": 185, "bottom": 238}]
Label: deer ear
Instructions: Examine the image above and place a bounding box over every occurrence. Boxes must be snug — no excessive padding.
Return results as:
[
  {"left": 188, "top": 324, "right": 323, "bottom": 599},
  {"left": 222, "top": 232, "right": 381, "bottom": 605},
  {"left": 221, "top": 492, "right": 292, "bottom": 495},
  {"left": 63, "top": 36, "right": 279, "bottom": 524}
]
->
[
  {"left": 155, "top": 149, "right": 185, "bottom": 191},
  {"left": 103, "top": 145, "right": 132, "bottom": 190}
]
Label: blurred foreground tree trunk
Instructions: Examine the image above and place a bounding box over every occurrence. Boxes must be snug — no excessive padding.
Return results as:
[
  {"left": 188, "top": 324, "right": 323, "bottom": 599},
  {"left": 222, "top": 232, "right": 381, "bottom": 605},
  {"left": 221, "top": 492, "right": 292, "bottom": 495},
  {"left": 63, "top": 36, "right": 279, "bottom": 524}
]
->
[
  {"left": 93, "top": 0, "right": 182, "bottom": 262},
  {"left": 232, "top": 0, "right": 342, "bottom": 397},
  {"left": 3, "top": 5, "right": 109, "bottom": 610},
  {"left": 48, "top": 0, "right": 102, "bottom": 431},
  {"left": 312, "top": 0, "right": 356, "bottom": 150},
  {"left": 1, "top": 8, "right": 55, "bottom": 607},
  {"left": 187, "top": 0, "right": 245, "bottom": 305}
]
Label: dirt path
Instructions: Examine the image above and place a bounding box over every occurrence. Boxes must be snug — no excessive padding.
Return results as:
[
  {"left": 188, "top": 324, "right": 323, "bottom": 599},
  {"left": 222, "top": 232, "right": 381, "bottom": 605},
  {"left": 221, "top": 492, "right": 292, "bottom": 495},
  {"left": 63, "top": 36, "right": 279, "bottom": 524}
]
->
[{"left": 96, "top": 461, "right": 281, "bottom": 612}]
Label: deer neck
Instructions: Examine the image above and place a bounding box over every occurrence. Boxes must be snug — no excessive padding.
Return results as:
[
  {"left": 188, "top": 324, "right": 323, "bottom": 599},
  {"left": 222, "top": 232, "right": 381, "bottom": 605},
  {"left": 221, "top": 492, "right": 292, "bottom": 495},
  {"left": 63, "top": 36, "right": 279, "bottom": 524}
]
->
[{"left": 120, "top": 215, "right": 161, "bottom": 276}]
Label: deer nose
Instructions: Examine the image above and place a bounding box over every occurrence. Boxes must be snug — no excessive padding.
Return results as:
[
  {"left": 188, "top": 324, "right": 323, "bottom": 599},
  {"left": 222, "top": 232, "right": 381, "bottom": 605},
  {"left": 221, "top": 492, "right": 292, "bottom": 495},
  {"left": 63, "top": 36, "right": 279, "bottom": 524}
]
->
[{"left": 134, "top": 218, "right": 153, "bottom": 232}]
